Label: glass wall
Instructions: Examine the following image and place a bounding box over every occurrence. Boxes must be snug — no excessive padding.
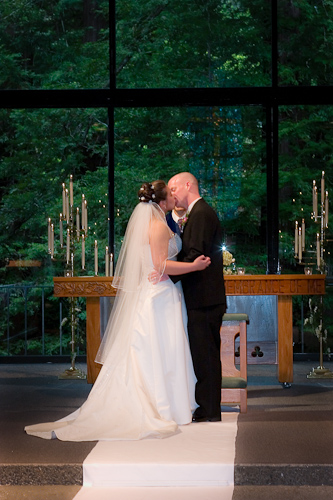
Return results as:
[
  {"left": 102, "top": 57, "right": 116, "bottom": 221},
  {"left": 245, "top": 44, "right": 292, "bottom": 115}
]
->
[
  {"left": 0, "top": 107, "right": 109, "bottom": 283},
  {"left": 1, "top": 1, "right": 333, "bottom": 358},
  {"left": 116, "top": 0, "right": 271, "bottom": 88},
  {"left": 0, "top": 0, "right": 109, "bottom": 90},
  {"left": 278, "top": 105, "right": 333, "bottom": 275},
  {"left": 114, "top": 105, "right": 267, "bottom": 271},
  {"left": 278, "top": 104, "right": 333, "bottom": 356},
  {"left": 278, "top": 1, "right": 333, "bottom": 86}
]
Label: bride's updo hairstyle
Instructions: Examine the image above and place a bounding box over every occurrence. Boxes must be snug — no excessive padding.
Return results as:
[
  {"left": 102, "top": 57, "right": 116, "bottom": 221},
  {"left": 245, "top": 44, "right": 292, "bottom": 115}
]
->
[{"left": 138, "top": 180, "right": 167, "bottom": 205}]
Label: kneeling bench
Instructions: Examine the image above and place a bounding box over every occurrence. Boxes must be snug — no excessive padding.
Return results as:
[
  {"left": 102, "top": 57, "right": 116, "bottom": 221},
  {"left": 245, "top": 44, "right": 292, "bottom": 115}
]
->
[{"left": 221, "top": 313, "right": 248, "bottom": 413}]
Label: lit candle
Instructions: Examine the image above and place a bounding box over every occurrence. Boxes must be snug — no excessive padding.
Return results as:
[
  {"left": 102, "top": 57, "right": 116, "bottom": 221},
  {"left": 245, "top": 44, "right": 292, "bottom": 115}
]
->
[
  {"left": 325, "top": 190, "right": 329, "bottom": 228},
  {"left": 82, "top": 235, "right": 85, "bottom": 270},
  {"left": 62, "top": 183, "right": 66, "bottom": 218},
  {"left": 321, "top": 171, "right": 325, "bottom": 205},
  {"left": 298, "top": 227, "right": 302, "bottom": 263},
  {"left": 66, "top": 228, "right": 70, "bottom": 264},
  {"left": 301, "top": 218, "right": 305, "bottom": 250},
  {"left": 94, "top": 240, "right": 98, "bottom": 275},
  {"left": 48, "top": 218, "right": 52, "bottom": 253},
  {"left": 50, "top": 224, "right": 54, "bottom": 258},
  {"left": 65, "top": 189, "right": 70, "bottom": 223},
  {"left": 105, "top": 246, "right": 109, "bottom": 276},
  {"left": 294, "top": 221, "right": 298, "bottom": 256},
  {"left": 81, "top": 195, "right": 85, "bottom": 231},
  {"left": 110, "top": 253, "right": 114, "bottom": 277},
  {"left": 69, "top": 174, "right": 74, "bottom": 207},
  {"left": 312, "top": 181, "right": 317, "bottom": 218},
  {"left": 316, "top": 233, "right": 320, "bottom": 268},
  {"left": 59, "top": 214, "right": 63, "bottom": 248},
  {"left": 76, "top": 207, "right": 80, "bottom": 241}
]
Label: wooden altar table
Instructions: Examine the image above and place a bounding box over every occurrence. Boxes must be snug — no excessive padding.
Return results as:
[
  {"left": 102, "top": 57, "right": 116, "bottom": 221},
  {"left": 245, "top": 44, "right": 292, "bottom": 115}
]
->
[{"left": 53, "top": 274, "right": 326, "bottom": 384}]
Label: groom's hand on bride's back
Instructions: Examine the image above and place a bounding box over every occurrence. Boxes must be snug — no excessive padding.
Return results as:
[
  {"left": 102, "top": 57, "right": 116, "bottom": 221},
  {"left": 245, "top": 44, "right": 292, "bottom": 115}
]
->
[{"left": 148, "top": 255, "right": 211, "bottom": 285}]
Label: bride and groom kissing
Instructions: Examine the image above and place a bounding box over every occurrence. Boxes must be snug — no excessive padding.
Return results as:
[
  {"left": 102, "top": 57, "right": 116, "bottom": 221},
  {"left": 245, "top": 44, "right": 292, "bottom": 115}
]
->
[{"left": 25, "top": 172, "right": 226, "bottom": 441}]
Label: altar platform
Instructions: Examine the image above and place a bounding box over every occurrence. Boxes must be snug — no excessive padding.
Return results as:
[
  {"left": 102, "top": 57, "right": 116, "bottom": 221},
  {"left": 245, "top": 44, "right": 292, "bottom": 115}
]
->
[{"left": 1, "top": 361, "right": 333, "bottom": 499}]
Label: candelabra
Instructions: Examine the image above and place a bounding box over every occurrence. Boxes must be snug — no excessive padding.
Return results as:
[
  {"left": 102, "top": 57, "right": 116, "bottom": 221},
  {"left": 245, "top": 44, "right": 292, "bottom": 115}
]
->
[
  {"left": 47, "top": 175, "right": 114, "bottom": 380},
  {"left": 294, "top": 171, "right": 333, "bottom": 379},
  {"left": 47, "top": 176, "right": 88, "bottom": 379}
]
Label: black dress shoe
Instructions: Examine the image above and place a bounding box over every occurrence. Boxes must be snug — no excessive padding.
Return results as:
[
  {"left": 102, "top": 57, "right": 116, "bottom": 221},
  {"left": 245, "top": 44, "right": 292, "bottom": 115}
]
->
[{"left": 192, "top": 415, "right": 221, "bottom": 423}]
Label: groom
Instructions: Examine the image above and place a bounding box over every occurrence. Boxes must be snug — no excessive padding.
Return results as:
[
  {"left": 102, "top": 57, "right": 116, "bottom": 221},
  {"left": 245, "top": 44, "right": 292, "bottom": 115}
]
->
[{"left": 168, "top": 172, "right": 226, "bottom": 422}]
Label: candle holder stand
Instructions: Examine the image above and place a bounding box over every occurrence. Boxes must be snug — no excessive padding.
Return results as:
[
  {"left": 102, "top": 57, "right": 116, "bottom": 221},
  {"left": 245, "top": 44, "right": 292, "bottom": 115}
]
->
[
  {"left": 58, "top": 205, "right": 86, "bottom": 380},
  {"left": 48, "top": 177, "right": 87, "bottom": 380},
  {"left": 307, "top": 295, "right": 333, "bottom": 379},
  {"left": 296, "top": 173, "right": 333, "bottom": 379}
]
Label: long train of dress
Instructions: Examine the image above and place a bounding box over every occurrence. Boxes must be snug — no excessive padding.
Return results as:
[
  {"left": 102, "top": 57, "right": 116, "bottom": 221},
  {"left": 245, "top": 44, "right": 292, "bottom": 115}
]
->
[{"left": 25, "top": 240, "right": 197, "bottom": 441}]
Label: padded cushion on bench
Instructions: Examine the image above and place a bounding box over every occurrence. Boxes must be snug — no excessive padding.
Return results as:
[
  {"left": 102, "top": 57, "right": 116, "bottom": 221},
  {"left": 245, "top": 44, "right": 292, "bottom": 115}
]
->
[
  {"left": 221, "top": 377, "right": 247, "bottom": 389},
  {"left": 222, "top": 313, "right": 248, "bottom": 323}
]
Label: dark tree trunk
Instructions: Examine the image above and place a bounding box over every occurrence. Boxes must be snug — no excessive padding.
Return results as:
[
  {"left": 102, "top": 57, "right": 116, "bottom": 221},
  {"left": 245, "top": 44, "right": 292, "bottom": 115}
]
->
[{"left": 83, "top": 0, "right": 106, "bottom": 42}]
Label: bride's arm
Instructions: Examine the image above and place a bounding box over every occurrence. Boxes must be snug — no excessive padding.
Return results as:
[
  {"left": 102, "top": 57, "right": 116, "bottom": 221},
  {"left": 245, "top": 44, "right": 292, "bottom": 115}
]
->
[{"left": 150, "top": 221, "right": 210, "bottom": 276}]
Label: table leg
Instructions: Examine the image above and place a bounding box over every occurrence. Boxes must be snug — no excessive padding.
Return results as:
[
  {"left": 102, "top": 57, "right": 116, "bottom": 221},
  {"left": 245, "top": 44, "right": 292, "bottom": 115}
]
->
[
  {"left": 278, "top": 295, "right": 293, "bottom": 383},
  {"left": 86, "top": 297, "right": 102, "bottom": 384}
]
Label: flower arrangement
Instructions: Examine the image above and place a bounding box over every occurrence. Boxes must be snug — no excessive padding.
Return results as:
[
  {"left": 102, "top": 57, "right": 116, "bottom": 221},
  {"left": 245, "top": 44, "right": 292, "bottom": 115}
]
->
[{"left": 223, "top": 250, "right": 235, "bottom": 275}]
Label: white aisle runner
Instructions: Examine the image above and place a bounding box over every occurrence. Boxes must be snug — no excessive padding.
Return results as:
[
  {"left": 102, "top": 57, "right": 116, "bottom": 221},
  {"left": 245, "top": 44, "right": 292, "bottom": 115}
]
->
[{"left": 73, "top": 413, "right": 238, "bottom": 500}]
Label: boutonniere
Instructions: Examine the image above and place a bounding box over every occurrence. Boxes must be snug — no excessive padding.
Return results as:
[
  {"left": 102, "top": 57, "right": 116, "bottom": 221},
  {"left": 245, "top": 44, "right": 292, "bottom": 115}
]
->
[{"left": 178, "top": 211, "right": 190, "bottom": 232}]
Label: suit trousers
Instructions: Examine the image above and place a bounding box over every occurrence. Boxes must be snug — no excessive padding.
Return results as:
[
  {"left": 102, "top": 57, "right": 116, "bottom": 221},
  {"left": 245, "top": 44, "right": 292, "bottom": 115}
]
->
[{"left": 187, "top": 304, "right": 223, "bottom": 418}]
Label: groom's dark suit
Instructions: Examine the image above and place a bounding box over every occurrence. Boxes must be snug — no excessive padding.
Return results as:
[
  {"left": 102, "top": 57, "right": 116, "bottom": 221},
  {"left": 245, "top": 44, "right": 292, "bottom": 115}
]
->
[{"left": 178, "top": 198, "right": 226, "bottom": 420}]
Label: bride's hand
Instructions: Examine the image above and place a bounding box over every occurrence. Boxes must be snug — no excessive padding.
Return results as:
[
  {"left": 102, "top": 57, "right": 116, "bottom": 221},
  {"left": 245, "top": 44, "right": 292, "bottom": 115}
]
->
[
  {"left": 194, "top": 255, "right": 211, "bottom": 271},
  {"left": 148, "top": 269, "right": 160, "bottom": 284}
]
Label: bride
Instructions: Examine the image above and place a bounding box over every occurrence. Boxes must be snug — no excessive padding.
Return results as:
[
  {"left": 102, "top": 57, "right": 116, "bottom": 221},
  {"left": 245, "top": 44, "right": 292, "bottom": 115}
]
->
[{"left": 25, "top": 180, "right": 211, "bottom": 441}]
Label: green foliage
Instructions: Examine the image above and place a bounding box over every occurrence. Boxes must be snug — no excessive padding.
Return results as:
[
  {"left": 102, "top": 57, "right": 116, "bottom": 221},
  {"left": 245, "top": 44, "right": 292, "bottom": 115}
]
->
[
  {"left": 116, "top": 0, "right": 271, "bottom": 88},
  {"left": 1, "top": 0, "right": 333, "bottom": 356}
]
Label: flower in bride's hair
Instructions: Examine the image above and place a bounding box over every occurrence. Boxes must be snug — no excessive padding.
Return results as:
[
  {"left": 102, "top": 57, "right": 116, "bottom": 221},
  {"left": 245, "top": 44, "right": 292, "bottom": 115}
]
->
[
  {"left": 140, "top": 196, "right": 145, "bottom": 201},
  {"left": 140, "top": 187, "right": 144, "bottom": 191},
  {"left": 152, "top": 194, "right": 156, "bottom": 199}
]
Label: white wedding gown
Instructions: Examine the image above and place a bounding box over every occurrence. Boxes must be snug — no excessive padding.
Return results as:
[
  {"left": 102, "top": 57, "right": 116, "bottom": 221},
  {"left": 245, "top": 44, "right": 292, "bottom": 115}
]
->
[{"left": 25, "top": 234, "right": 197, "bottom": 441}]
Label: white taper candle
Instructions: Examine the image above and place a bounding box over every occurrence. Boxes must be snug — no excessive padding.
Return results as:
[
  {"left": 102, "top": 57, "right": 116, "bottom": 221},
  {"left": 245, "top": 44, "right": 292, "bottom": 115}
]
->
[
  {"left": 69, "top": 174, "right": 74, "bottom": 207},
  {"left": 110, "top": 253, "right": 114, "bottom": 277},
  {"left": 76, "top": 207, "right": 80, "bottom": 241},
  {"left": 59, "top": 214, "right": 63, "bottom": 248},
  {"left": 48, "top": 218, "right": 51, "bottom": 253},
  {"left": 94, "top": 240, "right": 98, "bottom": 275},
  {"left": 62, "top": 183, "right": 66, "bottom": 218},
  {"left": 105, "top": 246, "right": 109, "bottom": 276},
  {"left": 313, "top": 182, "right": 317, "bottom": 218},
  {"left": 50, "top": 224, "right": 54, "bottom": 258},
  {"left": 66, "top": 229, "right": 70, "bottom": 264},
  {"left": 316, "top": 233, "right": 320, "bottom": 268},
  {"left": 82, "top": 235, "right": 85, "bottom": 270},
  {"left": 301, "top": 218, "right": 305, "bottom": 250}
]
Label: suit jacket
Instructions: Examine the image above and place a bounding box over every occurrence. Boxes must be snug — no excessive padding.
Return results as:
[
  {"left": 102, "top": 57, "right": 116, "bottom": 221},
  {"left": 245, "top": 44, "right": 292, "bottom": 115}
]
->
[{"left": 178, "top": 198, "right": 226, "bottom": 311}]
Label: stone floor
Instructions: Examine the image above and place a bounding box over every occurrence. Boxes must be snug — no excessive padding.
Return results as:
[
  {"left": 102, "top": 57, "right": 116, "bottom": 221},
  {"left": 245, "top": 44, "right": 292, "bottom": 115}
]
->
[{"left": 1, "top": 360, "right": 333, "bottom": 499}]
